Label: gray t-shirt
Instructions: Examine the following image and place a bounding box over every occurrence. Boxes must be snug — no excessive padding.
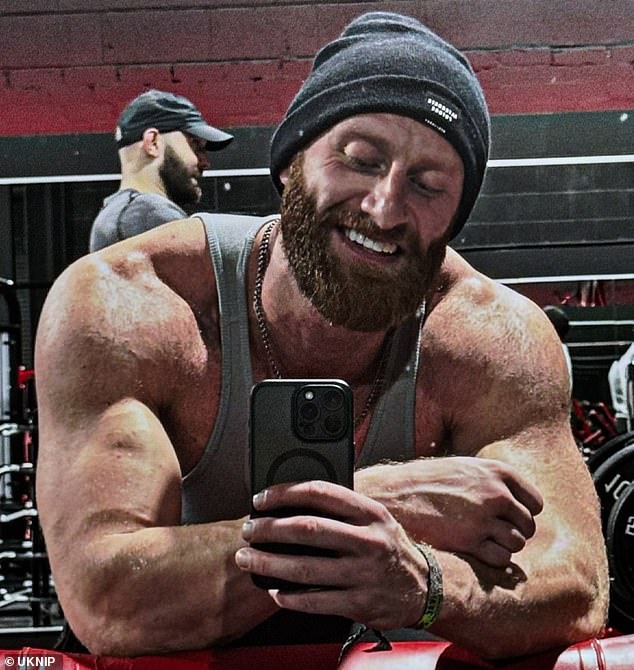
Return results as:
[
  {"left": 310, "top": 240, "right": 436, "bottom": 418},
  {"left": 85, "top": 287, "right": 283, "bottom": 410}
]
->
[{"left": 88, "top": 189, "right": 186, "bottom": 252}]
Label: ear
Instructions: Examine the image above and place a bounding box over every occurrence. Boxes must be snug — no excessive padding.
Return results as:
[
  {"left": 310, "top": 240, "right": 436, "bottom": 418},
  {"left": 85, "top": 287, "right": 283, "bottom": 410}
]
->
[
  {"left": 141, "top": 128, "right": 161, "bottom": 158},
  {"left": 279, "top": 167, "right": 290, "bottom": 185}
]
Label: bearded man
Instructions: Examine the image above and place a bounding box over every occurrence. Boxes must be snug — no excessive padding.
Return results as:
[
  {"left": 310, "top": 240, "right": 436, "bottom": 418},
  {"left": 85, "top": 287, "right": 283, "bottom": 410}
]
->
[
  {"left": 88, "top": 89, "right": 233, "bottom": 252},
  {"left": 35, "top": 11, "right": 607, "bottom": 660}
]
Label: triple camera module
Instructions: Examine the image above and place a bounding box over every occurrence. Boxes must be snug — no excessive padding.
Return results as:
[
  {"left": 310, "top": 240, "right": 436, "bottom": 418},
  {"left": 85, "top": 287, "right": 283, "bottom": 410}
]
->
[{"left": 293, "top": 383, "right": 349, "bottom": 441}]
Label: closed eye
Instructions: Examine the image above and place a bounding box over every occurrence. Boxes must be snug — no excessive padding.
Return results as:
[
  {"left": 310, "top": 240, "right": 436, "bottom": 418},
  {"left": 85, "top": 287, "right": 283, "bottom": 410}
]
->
[
  {"left": 408, "top": 174, "right": 444, "bottom": 197},
  {"left": 344, "top": 154, "right": 384, "bottom": 174}
]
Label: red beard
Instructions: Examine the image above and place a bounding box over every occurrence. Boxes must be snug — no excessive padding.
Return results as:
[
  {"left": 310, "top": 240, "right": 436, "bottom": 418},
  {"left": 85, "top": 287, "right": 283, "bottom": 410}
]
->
[{"left": 279, "top": 157, "right": 447, "bottom": 332}]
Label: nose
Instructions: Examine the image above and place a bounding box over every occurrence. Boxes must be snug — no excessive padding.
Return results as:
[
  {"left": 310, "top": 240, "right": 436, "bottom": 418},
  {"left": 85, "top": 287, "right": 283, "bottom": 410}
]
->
[
  {"left": 197, "top": 150, "right": 210, "bottom": 172},
  {"left": 360, "top": 166, "right": 407, "bottom": 230}
]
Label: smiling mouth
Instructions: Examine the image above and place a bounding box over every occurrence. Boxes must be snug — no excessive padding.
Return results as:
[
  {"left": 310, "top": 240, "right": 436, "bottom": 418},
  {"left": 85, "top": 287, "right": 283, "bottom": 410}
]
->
[{"left": 343, "top": 227, "right": 399, "bottom": 255}]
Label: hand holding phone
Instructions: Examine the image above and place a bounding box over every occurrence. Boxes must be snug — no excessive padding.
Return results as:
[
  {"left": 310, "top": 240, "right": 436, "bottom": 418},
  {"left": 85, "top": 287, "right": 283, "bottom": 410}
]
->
[{"left": 249, "top": 379, "right": 354, "bottom": 590}]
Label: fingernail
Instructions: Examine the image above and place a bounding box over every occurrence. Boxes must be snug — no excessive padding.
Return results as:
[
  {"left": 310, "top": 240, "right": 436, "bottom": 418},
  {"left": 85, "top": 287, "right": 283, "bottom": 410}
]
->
[
  {"left": 242, "top": 520, "right": 253, "bottom": 540},
  {"left": 253, "top": 490, "right": 266, "bottom": 509},
  {"left": 235, "top": 548, "right": 250, "bottom": 569}
]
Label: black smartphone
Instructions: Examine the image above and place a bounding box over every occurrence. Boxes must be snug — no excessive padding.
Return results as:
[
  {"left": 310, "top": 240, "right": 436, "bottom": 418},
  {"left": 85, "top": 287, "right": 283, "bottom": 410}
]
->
[{"left": 249, "top": 378, "right": 354, "bottom": 590}]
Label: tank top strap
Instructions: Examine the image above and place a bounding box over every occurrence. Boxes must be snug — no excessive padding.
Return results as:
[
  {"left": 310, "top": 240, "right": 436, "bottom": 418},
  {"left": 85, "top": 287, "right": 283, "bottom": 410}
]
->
[{"left": 181, "top": 213, "right": 273, "bottom": 523}]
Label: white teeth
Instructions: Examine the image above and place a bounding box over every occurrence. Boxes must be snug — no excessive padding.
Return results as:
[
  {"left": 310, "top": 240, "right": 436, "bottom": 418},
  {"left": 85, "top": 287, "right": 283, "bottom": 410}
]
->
[{"left": 344, "top": 228, "right": 397, "bottom": 255}]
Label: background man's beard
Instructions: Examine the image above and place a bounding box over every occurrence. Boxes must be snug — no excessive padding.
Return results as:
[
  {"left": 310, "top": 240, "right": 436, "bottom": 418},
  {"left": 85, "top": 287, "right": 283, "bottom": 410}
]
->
[
  {"left": 279, "top": 159, "right": 448, "bottom": 332},
  {"left": 159, "top": 146, "right": 201, "bottom": 209}
]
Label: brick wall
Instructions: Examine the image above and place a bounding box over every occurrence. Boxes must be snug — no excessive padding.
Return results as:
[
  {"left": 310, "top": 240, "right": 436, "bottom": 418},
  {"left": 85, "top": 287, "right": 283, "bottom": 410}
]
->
[{"left": 0, "top": 0, "right": 632, "bottom": 135}]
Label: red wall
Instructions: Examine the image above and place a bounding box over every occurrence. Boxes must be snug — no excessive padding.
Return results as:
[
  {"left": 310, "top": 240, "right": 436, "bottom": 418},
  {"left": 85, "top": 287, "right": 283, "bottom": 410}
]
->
[{"left": 0, "top": 0, "right": 632, "bottom": 136}]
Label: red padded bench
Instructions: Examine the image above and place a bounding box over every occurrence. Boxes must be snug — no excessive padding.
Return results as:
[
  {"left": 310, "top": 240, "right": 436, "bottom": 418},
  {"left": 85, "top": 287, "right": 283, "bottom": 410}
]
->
[{"left": 2, "top": 635, "right": 632, "bottom": 669}]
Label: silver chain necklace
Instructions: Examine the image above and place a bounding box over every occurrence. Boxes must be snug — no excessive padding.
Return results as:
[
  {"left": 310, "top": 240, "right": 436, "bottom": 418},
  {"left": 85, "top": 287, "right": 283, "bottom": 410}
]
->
[{"left": 252, "top": 220, "right": 395, "bottom": 430}]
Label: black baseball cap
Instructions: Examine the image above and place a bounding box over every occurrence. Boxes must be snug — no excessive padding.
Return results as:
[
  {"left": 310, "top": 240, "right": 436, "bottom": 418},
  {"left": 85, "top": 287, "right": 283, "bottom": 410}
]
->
[{"left": 115, "top": 89, "right": 234, "bottom": 150}]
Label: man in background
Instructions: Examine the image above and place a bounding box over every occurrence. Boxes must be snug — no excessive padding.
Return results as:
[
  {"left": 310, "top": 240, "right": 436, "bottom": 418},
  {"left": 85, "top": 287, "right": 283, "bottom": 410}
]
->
[{"left": 89, "top": 89, "right": 233, "bottom": 251}]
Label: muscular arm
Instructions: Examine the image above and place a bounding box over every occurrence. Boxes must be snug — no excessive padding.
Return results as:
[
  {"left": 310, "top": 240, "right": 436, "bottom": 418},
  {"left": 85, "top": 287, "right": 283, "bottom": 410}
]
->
[
  {"left": 359, "top": 282, "right": 609, "bottom": 656},
  {"left": 35, "top": 238, "right": 276, "bottom": 655},
  {"left": 238, "top": 277, "right": 608, "bottom": 658}
]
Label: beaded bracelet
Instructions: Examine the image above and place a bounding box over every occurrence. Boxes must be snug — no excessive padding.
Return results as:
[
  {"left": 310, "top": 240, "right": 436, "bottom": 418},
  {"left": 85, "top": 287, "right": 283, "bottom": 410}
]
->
[{"left": 413, "top": 542, "right": 444, "bottom": 629}]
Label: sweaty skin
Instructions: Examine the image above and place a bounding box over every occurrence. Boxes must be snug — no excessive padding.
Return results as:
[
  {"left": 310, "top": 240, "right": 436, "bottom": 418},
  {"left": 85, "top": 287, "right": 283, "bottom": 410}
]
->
[{"left": 35, "top": 115, "right": 608, "bottom": 658}]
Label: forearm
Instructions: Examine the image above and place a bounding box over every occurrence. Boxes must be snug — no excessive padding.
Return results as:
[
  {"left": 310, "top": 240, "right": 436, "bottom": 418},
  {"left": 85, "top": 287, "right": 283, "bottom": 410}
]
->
[
  {"left": 53, "top": 518, "right": 277, "bottom": 656},
  {"left": 355, "top": 460, "right": 437, "bottom": 539},
  {"left": 430, "top": 547, "right": 606, "bottom": 658},
  {"left": 354, "top": 457, "right": 508, "bottom": 549},
  {"left": 355, "top": 459, "right": 608, "bottom": 657}
]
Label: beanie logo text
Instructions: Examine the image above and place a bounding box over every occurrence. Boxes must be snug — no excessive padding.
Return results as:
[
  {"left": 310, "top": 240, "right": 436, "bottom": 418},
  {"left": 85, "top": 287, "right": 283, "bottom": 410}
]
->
[{"left": 426, "top": 97, "right": 458, "bottom": 124}]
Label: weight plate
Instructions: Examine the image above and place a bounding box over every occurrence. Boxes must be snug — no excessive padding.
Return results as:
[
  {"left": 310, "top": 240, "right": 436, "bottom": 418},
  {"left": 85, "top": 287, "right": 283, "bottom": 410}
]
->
[
  {"left": 592, "top": 444, "right": 634, "bottom": 530},
  {"left": 607, "top": 589, "right": 634, "bottom": 634},
  {"left": 587, "top": 430, "right": 634, "bottom": 474},
  {"left": 606, "top": 481, "right": 634, "bottom": 601}
]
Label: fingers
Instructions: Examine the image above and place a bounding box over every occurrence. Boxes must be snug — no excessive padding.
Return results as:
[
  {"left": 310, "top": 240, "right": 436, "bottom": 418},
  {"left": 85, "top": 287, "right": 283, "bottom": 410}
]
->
[
  {"left": 485, "top": 460, "right": 543, "bottom": 541},
  {"left": 235, "top": 512, "right": 391, "bottom": 593},
  {"left": 472, "top": 539, "right": 512, "bottom": 568},
  {"left": 500, "top": 465, "right": 544, "bottom": 517},
  {"left": 235, "top": 525, "right": 426, "bottom": 631},
  {"left": 490, "top": 521, "right": 527, "bottom": 554},
  {"left": 472, "top": 521, "right": 528, "bottom": 568},
  {"left": 471, "top": 492, "right": 536, "bottom": 567},
  {"left": 494, "top": 492, "right": 538, "bottom": 542},
  {"left": 253, "top": 480, "right": 387, "bottom": 524},
  {"left": 235, "top": 545, "right": 353, "bottom": 589},
  {"left": 243, "top": 513, "right": 362, "bottom": 555},
  {"left": 250, "top": 466, "right": 543, "bottom": 575},
  {"left": 240, "top": 489, "right": 387, "bottom": 587}
]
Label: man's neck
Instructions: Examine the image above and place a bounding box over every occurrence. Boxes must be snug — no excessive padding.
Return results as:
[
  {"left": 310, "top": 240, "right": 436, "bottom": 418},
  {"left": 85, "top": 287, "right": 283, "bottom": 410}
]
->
[{"left": 119, "top": 173, "right": 168, "bottom": 199}]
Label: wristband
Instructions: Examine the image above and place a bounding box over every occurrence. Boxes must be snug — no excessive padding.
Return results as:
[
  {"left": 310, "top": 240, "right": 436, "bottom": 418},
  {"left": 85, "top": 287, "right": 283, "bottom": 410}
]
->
[{"left": 413, "top": 542, "right": 443, "bottom": 629}]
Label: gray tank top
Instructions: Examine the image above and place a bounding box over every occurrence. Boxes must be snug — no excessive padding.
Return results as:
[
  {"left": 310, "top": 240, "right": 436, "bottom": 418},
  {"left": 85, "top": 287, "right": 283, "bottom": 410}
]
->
[{"left": 181, "top": 213, "right": 423, "bottom": 523}]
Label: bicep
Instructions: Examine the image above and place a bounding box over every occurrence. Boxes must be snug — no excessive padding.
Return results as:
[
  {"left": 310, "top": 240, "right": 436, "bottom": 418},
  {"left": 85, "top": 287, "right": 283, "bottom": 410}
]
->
[
  {"left": 449, "top": 293, "right": 574, "bottom": 462},
  {"left": 37, "top": 396, "right": 182, "bottom": 554},
  {"left": 449, "top": 302, "right": 601, "bottom": 549},
  {"left": 34, "top": 260, "right": 183, "bottom": 550}
]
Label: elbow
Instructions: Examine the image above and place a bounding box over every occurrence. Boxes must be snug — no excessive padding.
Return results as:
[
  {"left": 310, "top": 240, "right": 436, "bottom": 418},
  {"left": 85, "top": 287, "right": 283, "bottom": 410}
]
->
[
  {"left": 571, "top": 577, "right": 610, "bottom": 642},
  {"left": 60, "top": 593, "right": 149, "bottom": 656},
  {"left": 570, "top": 551, "right": 610, "bottom": 642},
  {"left": 55, "top": 565, "right": 166, "bottom": 656},
  {"left": 478, "top": 583, "right": 609, "bottom": 660},
  {"left": 56, "top": 570, "right": 228, "bottom": 655},
  {"left": 63, "top": 600, "right": 183, "bottom": 656},
  {"left": 70, "top": 621, "right": 127, "bottom": 657}
]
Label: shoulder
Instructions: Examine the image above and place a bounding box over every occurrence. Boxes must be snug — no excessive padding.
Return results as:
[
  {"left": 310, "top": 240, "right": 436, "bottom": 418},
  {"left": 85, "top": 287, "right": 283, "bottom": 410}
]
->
[
  {"left": 420, "top": 249, "right": 568, "bottom": 446},
  {"left": 68, "top": 216, "right": 209, "bottom": 294},
  {"left": 130, "top": 192, "right": 185, "bottom": 213},
  {"left": 123, "top": 192, "right": 186, "bottom": 222},
  {"left": 426, "top": 248, "right": 556, "bottom": 364},
  {"left": 90, "top": 190, "right": 187, "bottom": 251},
  {"left": 37, "top": 219, "right": 216, "bottom": 380}
]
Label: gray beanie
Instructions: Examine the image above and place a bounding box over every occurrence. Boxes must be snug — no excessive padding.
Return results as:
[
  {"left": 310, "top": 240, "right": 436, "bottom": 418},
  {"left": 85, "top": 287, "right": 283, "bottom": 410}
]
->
[{"left": 270, "top": 11, "right": 490, "bottom": 238}]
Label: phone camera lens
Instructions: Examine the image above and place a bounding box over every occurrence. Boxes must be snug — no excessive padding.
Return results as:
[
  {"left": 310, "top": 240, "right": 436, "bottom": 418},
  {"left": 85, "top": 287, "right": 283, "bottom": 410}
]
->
[
  {"left": 300, "top": 401, "right": 320, "bottom": 422},
  {"left": 322, "top": 389, "right": 343, "bottom": 411},
  {"left": 299, "top": 421, "right": 316, "bottom": 436},
  {"left": 323, "top": 414, "right": 343, "bottom": 436}
]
